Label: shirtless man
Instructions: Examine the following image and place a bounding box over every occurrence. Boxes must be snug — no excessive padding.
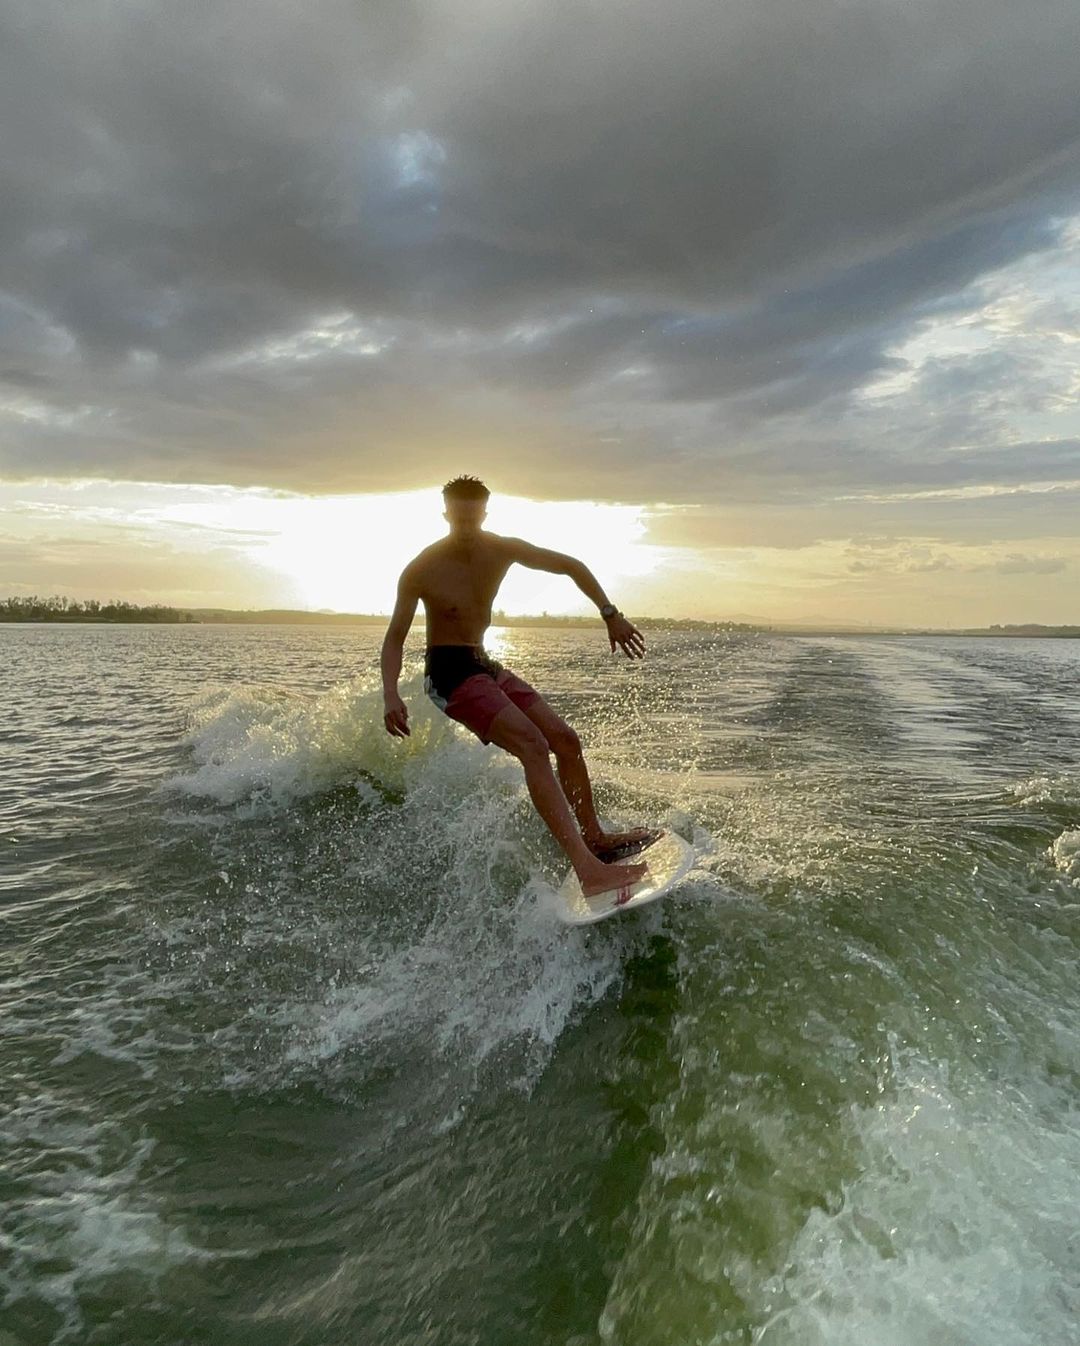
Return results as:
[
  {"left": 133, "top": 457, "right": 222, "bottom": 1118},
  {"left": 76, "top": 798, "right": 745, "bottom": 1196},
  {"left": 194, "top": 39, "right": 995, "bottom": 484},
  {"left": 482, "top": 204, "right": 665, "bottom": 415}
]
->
[{"left": 380, "top": 474, "right": 660, "bottom": 902}]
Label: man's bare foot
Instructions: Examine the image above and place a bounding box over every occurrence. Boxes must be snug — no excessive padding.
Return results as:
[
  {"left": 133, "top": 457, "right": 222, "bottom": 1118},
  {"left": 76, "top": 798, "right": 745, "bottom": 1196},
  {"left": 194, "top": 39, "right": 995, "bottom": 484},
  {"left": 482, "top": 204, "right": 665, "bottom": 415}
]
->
[
  {"left": 586, "top": 825, "right": 664, "bottom": 862},
  {"left": 579, "top": 858, "right": 648, "bottom": 900}
]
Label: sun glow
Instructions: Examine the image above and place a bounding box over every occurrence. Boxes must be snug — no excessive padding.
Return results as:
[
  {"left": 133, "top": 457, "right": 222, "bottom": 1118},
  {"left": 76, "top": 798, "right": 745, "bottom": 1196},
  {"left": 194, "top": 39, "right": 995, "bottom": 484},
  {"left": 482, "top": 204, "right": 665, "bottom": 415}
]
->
[
  {"left": 136, "top": 485, "right": 662, "bottom": 614},
  {"left": 7, "top": 476, "right": 1079, "bottom": 625}
]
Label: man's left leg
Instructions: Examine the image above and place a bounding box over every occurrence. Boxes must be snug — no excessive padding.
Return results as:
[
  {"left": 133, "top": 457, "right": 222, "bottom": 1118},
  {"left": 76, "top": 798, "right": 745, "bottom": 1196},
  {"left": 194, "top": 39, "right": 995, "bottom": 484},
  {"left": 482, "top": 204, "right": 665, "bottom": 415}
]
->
[{"left": 517, "top": 692, "right": 660, "bottom": 859}]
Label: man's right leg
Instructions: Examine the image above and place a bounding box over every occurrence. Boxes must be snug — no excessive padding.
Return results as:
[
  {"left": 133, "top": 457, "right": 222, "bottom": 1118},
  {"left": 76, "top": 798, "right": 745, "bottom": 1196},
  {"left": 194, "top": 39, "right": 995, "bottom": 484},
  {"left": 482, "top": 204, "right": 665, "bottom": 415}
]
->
[
  {"left": 483, "top": 702, "right": 647, "bottom": 899},
  {"left": 511, "top": 691, "right": 661, "bottom": 858}
]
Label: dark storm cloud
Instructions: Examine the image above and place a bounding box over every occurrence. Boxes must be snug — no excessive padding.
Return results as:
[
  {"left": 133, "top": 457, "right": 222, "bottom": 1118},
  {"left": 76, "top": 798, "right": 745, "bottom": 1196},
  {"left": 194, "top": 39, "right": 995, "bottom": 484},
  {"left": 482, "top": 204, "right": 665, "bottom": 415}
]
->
[
  {"left": 737, "top": 436, "right": 1080, "bottom": 499},
  {"left": 480, "top": 207, "right": 1066, "bottom": 411},
  {"left": 2, "top": 0, "right": 1080, "bottom": 509}
]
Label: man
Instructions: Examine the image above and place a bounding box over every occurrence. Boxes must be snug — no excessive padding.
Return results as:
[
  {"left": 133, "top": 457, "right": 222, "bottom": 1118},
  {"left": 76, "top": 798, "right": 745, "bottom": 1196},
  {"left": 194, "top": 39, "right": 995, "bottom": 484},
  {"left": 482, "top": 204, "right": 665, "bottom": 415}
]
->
[{"left": 381, "top": 475, "right": 661, "bottom": 903}]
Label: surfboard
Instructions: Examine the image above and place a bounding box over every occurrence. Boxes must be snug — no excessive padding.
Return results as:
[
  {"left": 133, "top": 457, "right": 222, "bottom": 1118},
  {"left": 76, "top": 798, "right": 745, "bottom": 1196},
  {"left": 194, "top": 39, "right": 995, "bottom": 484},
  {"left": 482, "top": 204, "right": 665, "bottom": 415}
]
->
[{"left": 551, "top": 829, "right": 696, "bottom": 926}]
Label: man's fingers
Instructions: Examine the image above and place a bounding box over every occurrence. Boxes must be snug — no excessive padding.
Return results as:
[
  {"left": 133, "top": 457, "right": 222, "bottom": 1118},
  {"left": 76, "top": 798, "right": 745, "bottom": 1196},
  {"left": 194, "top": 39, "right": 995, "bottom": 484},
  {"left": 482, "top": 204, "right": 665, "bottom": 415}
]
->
[{"left": 609, "top": 623, "right": 645, "bottom": 657}]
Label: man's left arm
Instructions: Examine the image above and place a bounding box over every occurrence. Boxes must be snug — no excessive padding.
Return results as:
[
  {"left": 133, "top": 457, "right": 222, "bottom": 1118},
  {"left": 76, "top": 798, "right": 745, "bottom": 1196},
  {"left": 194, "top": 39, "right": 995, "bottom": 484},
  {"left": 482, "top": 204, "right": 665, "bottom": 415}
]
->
[{"left": 502, "top": 537, "right": 646, "bottom": 659}]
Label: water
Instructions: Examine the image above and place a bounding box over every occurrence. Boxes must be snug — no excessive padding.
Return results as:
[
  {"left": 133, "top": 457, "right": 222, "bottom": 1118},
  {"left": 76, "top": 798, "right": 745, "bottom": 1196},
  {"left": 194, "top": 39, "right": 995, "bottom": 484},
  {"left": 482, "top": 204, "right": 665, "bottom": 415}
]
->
[{"left": 2, "top": 624, "right": 1079, "bottom": 1345}]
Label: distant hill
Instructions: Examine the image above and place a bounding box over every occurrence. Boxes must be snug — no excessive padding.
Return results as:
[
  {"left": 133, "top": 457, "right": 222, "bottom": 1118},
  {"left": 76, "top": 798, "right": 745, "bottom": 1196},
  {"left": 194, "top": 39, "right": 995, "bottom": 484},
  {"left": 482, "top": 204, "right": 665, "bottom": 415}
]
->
[{"left": 947, "top": 624, "right": 1080, "bottom": 638}]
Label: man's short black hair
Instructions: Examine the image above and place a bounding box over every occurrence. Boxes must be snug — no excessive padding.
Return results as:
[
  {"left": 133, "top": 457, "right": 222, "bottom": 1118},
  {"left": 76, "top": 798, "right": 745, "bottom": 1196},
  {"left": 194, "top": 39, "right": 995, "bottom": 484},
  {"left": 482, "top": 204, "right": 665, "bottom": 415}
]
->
[{"left": 442, "top": 474, "right": 490, "bottom": 502}]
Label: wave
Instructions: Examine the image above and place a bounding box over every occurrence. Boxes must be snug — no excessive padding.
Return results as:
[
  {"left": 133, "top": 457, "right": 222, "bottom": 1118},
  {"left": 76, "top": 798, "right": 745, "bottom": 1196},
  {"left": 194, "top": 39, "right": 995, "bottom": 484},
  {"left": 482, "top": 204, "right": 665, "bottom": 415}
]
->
[
  {"left": 152, "top": 668, "right": 708, "bottom": 1125},
  {"left": 160, "top": 668, "right": 440, "bottom": 812}
]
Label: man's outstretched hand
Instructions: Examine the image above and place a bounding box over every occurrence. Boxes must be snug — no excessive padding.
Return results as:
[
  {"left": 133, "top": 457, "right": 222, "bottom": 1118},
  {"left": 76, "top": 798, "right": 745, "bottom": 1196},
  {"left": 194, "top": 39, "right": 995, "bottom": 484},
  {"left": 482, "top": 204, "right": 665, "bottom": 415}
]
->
[
  {"left": 607, "top": 614, "right": 646, "bottom": 659},
  {"left": 384, "top": 693, "right": 410, "bottom": 736}
]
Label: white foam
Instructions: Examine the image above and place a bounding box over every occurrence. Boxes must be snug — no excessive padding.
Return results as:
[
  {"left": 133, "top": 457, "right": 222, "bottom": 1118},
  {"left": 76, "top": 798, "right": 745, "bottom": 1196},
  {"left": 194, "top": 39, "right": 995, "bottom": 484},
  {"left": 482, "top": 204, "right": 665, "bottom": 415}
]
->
[
  {"left": 1050, "top": 829, "right": 1080, "bottom": 882},
  {"left": 748, "top": 1039, "right": 1080, "bottom": 1346},
  {"left": 0, "top": 1093, "right": 205, "bottom": 1341},
  {"left": 159, "top": 664, "right": 710, "bottom": 1119},
  {"left": 1011, "top": 773, "right": 1080, "bottom": 809},
  {"left": 160, "top": 668, "right": 447, "bottom": 812}
]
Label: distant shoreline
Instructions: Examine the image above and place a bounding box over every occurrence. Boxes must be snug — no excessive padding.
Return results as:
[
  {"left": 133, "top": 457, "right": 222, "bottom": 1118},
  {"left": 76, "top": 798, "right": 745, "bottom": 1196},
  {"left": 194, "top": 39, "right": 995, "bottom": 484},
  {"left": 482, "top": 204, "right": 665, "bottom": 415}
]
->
[{"left": 1, "top": 599, "right": 1077, "bottom": 637}]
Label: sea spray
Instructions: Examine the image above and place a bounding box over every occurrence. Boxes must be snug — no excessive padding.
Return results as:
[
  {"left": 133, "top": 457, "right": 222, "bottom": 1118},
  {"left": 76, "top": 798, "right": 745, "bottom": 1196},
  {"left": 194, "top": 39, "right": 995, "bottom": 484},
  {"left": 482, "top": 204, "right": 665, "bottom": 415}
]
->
[{"left": 153, "top": 664, "right": 669, "bottom": 1120}]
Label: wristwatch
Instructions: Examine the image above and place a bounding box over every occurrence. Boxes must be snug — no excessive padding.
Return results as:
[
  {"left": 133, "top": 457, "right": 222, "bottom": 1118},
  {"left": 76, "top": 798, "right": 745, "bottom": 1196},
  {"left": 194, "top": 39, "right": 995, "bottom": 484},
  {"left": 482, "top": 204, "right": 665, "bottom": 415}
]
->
[{"left": 599, "top": 602, "right": 619, "bottom": 620}]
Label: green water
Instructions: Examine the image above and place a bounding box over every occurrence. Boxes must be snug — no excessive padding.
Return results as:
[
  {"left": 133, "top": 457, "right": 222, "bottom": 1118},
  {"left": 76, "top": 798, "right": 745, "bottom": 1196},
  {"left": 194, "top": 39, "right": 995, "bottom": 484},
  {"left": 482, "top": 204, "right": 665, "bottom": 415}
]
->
[{"left": 2, "top": 625, "right": 1079, "bottom": 1344}]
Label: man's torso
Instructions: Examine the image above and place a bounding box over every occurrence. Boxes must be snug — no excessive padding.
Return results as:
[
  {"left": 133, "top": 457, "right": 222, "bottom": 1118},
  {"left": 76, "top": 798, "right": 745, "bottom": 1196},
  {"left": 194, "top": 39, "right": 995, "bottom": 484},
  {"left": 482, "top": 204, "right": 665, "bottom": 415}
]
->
[{"left": 411, "top": 530, "right": 512, "bottom": 647}]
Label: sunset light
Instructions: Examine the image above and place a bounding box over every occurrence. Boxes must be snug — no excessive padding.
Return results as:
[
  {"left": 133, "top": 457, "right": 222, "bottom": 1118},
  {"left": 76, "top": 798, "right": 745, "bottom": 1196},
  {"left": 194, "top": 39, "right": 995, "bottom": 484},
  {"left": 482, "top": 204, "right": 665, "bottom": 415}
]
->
[
  {"left": 0, "top": 478, "right": 686, "bottom": 616},
  {"left": 5, "top": 3, "right": 1080, "bottom": 1341},
  {"left": 148, "top": 486, "right": 666, "bottom": 615}
]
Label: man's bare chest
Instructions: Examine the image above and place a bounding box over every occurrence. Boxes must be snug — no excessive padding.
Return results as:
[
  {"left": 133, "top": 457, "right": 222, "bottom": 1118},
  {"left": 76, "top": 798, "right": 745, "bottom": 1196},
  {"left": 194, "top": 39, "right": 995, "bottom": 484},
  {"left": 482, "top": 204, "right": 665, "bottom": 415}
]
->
[{"left": 418, "top": 551, "right": 509, "bottom": 605}]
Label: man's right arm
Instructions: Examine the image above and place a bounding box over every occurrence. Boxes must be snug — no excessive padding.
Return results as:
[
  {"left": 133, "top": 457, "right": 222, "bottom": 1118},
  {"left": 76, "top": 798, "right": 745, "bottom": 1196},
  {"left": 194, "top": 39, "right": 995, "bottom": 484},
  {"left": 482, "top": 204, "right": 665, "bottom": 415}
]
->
[{"left": 381, "top": 567, "right": 419, "bottom": 737}]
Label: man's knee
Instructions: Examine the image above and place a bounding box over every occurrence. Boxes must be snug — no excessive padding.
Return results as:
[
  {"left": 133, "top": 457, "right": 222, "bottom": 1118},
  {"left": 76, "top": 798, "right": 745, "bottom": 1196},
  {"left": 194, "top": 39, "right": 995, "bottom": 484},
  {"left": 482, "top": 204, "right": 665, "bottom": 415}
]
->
[
  {"left": 515, "top": 728, "right": 553, "bottom": 763},
  {"left": 488, "top": 708, "right": 551, "bottom": 761},
  {"left": 547, "top": 723, "right": 581, "bottom": 758}
]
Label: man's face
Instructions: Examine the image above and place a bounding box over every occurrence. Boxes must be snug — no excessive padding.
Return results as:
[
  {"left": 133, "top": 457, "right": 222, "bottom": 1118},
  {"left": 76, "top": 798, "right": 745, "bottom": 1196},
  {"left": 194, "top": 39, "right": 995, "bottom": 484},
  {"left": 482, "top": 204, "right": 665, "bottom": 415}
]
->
[{"left": 443, "top": 499, "right": 487, "bottom": 531}]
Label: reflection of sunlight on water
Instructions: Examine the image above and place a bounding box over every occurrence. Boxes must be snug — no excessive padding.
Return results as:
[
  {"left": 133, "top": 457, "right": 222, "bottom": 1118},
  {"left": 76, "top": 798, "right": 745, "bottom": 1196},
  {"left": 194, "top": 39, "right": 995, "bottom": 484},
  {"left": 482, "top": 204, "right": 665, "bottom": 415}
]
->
[{"left": 483, "top": 626, "right": 510, "bottom": 660}]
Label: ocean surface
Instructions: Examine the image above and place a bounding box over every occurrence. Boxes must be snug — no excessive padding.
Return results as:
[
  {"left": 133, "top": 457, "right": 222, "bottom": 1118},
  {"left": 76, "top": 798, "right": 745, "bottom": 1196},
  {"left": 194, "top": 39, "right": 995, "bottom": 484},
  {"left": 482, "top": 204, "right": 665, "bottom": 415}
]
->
[{"left": 2, "top": 624, "right": 1080, "bottom": 1346}]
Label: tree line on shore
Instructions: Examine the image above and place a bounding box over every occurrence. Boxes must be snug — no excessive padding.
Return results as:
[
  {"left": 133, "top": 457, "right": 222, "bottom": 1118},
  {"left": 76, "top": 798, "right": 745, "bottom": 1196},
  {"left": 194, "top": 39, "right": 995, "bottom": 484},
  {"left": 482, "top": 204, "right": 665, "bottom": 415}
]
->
[
  {"left": 3, "top": 596, "right": 1076, "bottom": 634},
  {"left": 1, "top": 594, "right": 759, "bottom": 630},
  {"left": 0, "top": 595, "right": 196, "bottom": 622}
]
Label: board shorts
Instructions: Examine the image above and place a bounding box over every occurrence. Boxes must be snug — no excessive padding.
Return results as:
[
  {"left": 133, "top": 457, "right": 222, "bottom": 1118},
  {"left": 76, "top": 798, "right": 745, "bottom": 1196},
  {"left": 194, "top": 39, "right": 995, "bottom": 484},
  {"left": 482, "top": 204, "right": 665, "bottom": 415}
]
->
[{"left": 423, "top": 644, "right": 540, "bottom": 745}]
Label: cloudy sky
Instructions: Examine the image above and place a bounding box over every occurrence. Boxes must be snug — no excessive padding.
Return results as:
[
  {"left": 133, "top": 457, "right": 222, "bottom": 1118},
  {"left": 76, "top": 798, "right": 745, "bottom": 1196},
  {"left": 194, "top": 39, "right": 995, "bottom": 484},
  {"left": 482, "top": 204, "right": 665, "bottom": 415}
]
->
[{"left": 2, "top": 0, "right": 1080, "bottom": 624}]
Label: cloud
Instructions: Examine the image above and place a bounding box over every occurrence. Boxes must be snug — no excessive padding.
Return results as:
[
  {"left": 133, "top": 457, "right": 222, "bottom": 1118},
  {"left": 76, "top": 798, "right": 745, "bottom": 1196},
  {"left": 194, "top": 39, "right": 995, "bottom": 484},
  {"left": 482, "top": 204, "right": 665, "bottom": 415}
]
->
[
  {"left": 992, "top": 552, "right": 1068, "bottom": 575},
  {"left": 0, "top": 528, "right": 284, "bottom": 606},
  {"left": 1, "top": 0, "right": 1080, "bottom": 518},
  {"left": 845, "top": 541, "right": 960, "bottom": 575},
  {"left": 839, "top": 536, "right": 1073, "bottom": 580}
]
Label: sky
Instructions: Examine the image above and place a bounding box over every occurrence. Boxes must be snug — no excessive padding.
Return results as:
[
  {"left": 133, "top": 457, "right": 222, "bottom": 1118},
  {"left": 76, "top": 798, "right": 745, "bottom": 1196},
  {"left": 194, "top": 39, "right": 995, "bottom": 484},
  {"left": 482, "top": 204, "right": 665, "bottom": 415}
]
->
[{"left": 2, "top": 0, "right": 1080, "bottom": 625}]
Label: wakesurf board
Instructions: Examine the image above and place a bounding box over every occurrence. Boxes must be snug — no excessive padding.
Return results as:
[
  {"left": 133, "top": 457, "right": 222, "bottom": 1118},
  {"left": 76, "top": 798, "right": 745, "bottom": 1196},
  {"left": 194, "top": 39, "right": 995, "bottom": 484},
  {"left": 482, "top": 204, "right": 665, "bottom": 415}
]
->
[{"left": 551, "top": 828, "right": 695, "bottom": 926}]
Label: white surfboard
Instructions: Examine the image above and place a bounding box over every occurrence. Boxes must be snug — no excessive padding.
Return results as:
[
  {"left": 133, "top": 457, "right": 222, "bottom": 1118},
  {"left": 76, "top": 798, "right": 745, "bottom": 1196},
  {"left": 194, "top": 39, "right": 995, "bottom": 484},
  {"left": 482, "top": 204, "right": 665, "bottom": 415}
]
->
[{"left": 552, "top": 829, "right": 696, "bottom": 926}]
